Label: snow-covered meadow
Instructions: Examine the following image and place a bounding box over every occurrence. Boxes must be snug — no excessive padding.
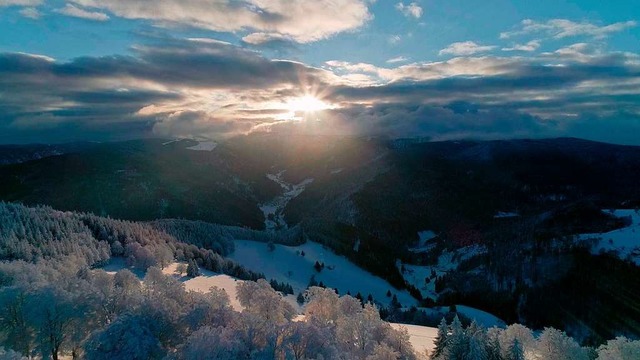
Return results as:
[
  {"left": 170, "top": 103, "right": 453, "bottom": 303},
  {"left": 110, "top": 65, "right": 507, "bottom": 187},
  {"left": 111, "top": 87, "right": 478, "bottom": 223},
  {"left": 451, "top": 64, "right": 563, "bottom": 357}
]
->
[
  {"left": 577, "top": 209, "right": 640, "bottom": 265},
  {"left": 229, "top": 239, "right": 418, "bottom": 307}
]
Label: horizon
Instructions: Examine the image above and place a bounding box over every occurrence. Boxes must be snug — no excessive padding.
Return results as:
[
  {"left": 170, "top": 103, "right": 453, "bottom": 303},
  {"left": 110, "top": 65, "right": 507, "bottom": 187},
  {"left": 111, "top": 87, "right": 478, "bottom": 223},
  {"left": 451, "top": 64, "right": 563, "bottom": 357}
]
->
[{"left": 1, "top": 1, "right": 639, "bottom": 145}]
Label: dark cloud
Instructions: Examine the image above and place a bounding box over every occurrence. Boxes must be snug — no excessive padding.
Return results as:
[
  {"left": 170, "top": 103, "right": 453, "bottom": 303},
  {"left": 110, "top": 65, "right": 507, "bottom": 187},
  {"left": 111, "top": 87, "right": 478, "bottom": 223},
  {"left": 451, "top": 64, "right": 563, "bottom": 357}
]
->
[{"left": 1, "top": 39, "right": 640, "bottom": 144}]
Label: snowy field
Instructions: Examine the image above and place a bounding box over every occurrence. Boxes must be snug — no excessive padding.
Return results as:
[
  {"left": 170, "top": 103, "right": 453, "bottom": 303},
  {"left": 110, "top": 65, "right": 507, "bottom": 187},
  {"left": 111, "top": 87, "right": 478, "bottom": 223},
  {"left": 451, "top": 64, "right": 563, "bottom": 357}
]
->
[
  {"left": 577, "top": 209, "right": 640, "bottom": 265},
  {"left": 390, "top": 323, "right": 437, "bottom": 358},
  {"left": 229, "top": 239, "right": 418, "bottom": 307},
  {"left": 161, "top": 262, "right": 245, "bottom": 311},
  {"left": 454, "top": 305, "right": 505, "bottom": 328},
  {"left": 186, "top": 141, "right": 217, "bottom": 151}
]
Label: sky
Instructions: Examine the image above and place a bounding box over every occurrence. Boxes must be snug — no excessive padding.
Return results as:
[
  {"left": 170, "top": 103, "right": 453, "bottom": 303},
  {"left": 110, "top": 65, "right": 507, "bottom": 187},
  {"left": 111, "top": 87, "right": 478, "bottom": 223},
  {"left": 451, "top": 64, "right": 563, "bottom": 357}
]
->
[{"left": 0, "top": 0, "right": 639, "bottom": 144}]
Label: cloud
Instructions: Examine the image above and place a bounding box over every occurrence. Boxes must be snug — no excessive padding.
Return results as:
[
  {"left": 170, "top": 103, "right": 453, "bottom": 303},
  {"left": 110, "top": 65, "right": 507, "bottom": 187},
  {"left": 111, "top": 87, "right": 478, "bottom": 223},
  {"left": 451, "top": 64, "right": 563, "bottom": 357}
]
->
[
  {"left": 387, "top": 56, "right": 409, "bottom": 64},
  {"left": 502, "top": 40, "right": 541, "bottom": 52},
  {"left": 500, "top": 19, "right": 637, "bottom": 40},
  {"left": 18, "top": 6, "right": 40, "bottom": 18},
  {"left": 241, "top": 32, "right": 292, "bottom": 45},
  {"left": 388, "top": 35, "right": 402, "bottom": 44},
  {"left": 70, "top": 0, "right": 372, "bottom": 43},
  {"left": 1, "top": 36, "right": 640, "bottom": 144},
  {"left": 56, "top": 4, "right": 109, "bottom": 21},
  {"left": 0, "top": 38, "right": 336, "bottom": 142},
  {"left": 439, "top": 41, "right": 497, "bottom": 56},
  {"left": 395, "top": 2, "right": 423, "bottom": 19},
  {"left": 0, "top": 0, "right": 42, "bottom": 6}
]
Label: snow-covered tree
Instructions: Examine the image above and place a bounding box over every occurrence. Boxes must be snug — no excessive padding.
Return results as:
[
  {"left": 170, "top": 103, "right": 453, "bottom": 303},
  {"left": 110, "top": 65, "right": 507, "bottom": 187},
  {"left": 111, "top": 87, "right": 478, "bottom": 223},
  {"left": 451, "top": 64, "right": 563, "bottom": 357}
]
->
[
  {"left": 499, "top": 324, "right": 534, "bottom": 359},
  {"left": 448, "top": 315, "right": 469, "bottom": 360},
  {"left": 84, "top": 314, "right": 163, "bottom": 360},
  {"left": 178, "top": 326, "right": 245, "bottom": 360},
  {"left": 536, "top": 327, "right": 591, "bottom": 360},
  {"left": 597, "top": 337, "right": 640, "bottom": 360},
  {"left": 432, "top": 318, "right": 449, "bottom": 359},
  {"left": 186, "top": 259, "right": 201, "bottom": 278},
  {"left": 467, "top": 321, "right": 489, "bottom": 360},
  {"left": 507, "top": 339, "right": 524, "bottom": 360}
]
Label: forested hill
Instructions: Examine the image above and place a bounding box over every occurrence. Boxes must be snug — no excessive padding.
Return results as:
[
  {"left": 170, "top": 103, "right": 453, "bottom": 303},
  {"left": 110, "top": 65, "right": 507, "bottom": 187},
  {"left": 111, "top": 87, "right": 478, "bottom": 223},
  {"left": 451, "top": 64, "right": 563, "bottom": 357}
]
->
[
  {"left": 1, "top": 203, "right": 639, "bottom": 359},
  {"left": 0, "top": 201, "right": 306, "bottom": 281},
  {"left": 2, "top": 136, "right": 640, "bottom": 344}
]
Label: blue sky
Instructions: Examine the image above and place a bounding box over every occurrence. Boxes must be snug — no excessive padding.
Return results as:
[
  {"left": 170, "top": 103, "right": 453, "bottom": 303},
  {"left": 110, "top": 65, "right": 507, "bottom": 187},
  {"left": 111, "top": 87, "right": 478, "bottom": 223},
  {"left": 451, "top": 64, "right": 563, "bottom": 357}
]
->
[{"left": 0, "top": 0, "right": 639, "bottom": 144}]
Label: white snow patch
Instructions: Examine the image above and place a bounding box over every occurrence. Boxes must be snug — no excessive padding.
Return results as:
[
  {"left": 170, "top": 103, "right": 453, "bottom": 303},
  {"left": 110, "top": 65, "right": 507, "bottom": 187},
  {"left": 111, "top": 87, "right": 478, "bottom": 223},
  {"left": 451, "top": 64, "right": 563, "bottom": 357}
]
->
[
  {"left": 494, "top": 211, "right": 520, "bottom": 218},
  {"left": 260, "top": 171, "right": 314, "bottom": 230},
  {"left": 162, "top": 139, "right": 183, "bottom": 146},
  {"left": 330, "top": 168, "right": 343, "bottom": 174},
  {"left": 102, "top": 257, "right": 145, "bottom": 278},
  {"left": 455, "top": 305, "right": 506, "bottom": 328},
  {"left": 577, "top": 209, "right": 640, "bottom": 265},
  {"left": 186, "top": 141, "right": 217, "bottom": 151},
  {"left": 101, "top": 260, "right": 245, "bottom": 311},
  {"left": 409, "top": 230, "right": 438, "bottom": 253},
  {"left": 390, "top": 323, "right": 437, "bottom": 358},
  {"left": 230, "top": 240, "right": 417, "bottom": 307},
  {"left": 399, "top": 245, "right": 486, "bottom": 299}
]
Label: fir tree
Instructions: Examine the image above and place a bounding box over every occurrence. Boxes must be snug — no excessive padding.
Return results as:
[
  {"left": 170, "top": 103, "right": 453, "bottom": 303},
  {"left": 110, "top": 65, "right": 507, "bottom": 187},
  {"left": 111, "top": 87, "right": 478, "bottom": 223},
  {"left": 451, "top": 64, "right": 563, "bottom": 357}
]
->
[
  {"left": 486, "top": 330, "right": 502, "bottom": 360},
  {"left": 449, "top": 315, "right": 469, "bottom": 360},
  {"left": 187, "top": 259, "right": 201, "bottom": 277},
  {"left": 508, "top": 339, "right": 525, "bottom": 360},
  {"left": 432, "top": 317, "right": 449, "bottom": 358}
]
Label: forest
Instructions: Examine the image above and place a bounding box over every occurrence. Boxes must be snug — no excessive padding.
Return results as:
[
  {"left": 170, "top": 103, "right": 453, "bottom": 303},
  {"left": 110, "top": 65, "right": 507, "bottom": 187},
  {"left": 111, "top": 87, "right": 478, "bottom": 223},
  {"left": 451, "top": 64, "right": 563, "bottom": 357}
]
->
[{"left": 0, "top": 201, "right": 639, "bottom": 359}]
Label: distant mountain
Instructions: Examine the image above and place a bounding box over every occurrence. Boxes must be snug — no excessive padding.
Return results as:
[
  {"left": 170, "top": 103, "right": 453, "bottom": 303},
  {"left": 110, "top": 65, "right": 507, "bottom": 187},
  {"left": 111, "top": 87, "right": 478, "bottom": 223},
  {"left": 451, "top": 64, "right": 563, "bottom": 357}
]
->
[
  {"left": 2, "top": 135, "right": 640, "bottom": 342},
  {"left": 0, "top": 142, "right": 97, "bottom": 165}
]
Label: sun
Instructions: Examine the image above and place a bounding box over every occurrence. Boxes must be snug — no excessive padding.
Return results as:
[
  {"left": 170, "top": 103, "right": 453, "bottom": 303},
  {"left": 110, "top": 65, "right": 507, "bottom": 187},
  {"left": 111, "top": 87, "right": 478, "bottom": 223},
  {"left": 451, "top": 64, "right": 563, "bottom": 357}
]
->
[{"left": 286, "top": 95, "right": 332, "bottom": 114}]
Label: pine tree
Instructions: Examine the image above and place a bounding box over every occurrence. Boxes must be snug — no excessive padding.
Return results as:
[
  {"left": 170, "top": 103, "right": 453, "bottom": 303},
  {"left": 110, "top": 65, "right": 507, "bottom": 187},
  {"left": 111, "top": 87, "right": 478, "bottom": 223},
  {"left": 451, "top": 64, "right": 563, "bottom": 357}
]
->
[
  {"left": 486, "top": 329, "right": 502, "bottom": 360},
  {"left": 508, "top": 339, "right": 525, "bottom": 360},
  {"left": 467, "top": 321, "right": 489, "bottom": 360},
  {"left": 432, "top": 318, "right": 449, "bottom": 358},
  {"left": 449, "top": 315, "right": 469, "bottom": 360},
  {"left": 391, "top": 294, "right": 401, "bottom": 308},
  {"left": 187, "top": 259, "right": 201, "bottom": 277},
  {"left": 296, "top": 292, "right": 305, "bottom": 304}
]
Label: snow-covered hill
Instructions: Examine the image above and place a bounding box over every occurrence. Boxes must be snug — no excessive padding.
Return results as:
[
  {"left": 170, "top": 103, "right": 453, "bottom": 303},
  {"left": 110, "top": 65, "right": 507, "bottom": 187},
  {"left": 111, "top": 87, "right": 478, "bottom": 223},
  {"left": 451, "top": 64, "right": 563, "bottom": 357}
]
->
[
  {"left": 229, "top": 239, "right": 418, "bottom": 307},
  {"left": 577, "top": 209, "right": 640, "bottom": 265}
]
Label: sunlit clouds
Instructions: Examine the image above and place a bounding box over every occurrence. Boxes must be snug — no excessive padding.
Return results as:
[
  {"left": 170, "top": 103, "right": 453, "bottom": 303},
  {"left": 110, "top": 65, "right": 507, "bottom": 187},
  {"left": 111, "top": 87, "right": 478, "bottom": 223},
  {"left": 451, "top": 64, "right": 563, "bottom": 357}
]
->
[{"left": 0, "top": 1, "right": 639, "bottom": 144}]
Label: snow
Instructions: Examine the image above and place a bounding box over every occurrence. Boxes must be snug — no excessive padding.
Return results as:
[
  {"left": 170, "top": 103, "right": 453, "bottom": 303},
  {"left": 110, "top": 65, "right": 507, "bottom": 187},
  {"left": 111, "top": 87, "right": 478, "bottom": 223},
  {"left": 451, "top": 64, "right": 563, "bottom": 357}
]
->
[
  {"left": 494, "top": 211, "right": 520, "bottom": 218},
  {"left": 399, "top": 245, "right": 486, "bottom": 299},
  {"left": 101, "top": 260, "right": 246, "bottom": 311},
  {"left": 409, "top": 230, "right": 437, "bottom": 253},
  {"left": 160, "top": 263, "right": 244, "bottom": 311},
  {"left": 390, "top": 323, "right": 437, "bottom": 358},
  {"left": 229, "top": 239, "right": 418, "bottom": 307},
  {"left": 186, "top": 141, "right": 217, "bottom": 151},
  {"left": 577, "top": 209, "right": 640, "bottom": 265},
  {"left": 330, "top": 168, "right": 343, "bottom": 174},
  {"left": 102, "top": 257, "right": 145, "bottom": 278},
  {"left": 162, "top": 139, "right": 183, "bottom": 145},
  {"left": 259, "top": 171, "right": 314, "bottom": 230},
  {"left": 455, "top": 305, "right": 506, "bottom": 328}
]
